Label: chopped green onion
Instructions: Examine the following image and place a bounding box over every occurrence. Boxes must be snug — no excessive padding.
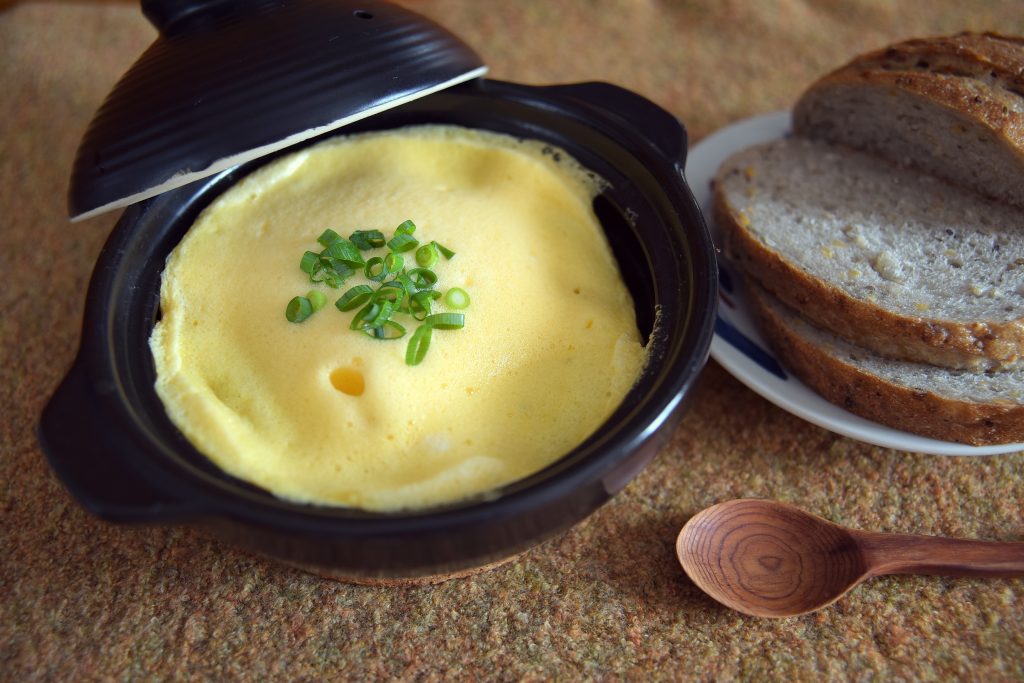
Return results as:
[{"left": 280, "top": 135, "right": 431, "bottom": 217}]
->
[
  {"left": 375, "top": 281, "right": 405, "bottom": 304},
  {"left": 312, "top": 259, "right": 354, "bottom": 288},
  {"left": 317, "top": 273, "right": 342, "bottom": 289},
  {"left": 384, "top": 252, "right": 404, "bottom": 273},
  {"left": 405, "top": 324, "right": 432, "bottom": 365},
  {"left": 317, "top": 228, "right": 342, "bottom": 247},
  {"left": 415, "top": 243, "right": 439, "bottom": 268},
  {"left": 444, "top": 287, "right": 470, "bottom": 309},
  {"left": 335, "top": 285, "right": 374, "bottom": 311},
  {"left": 293, "top": 221, "right": 463, "bottom": 365},
  {"left": 286, "top": 296, "right": 313, "bottom": 323},
  {"left": 424, "top": 312, "right": 464, "bottom": 330},
  {"left": 350, "top": 302, "right": 381, "bottom": 330},
  {"left": 364, "top": 256, "right": 387, "bottom": 282},
  {"left": 323, "top": 238, "right": 364, "bottom": 266},
  {"left": 432, "top": 241, "right": 456, "bottom": 260},
  {"left": 330, "top": 260, "right": 356, "bottom": 278},
  {"left": 307, "top": 290, "right": 327, "bottom": 312},
  {"left": 395, "top": 272, "right": 418, "bottom": 296},
  {"left": 361, "top": 320, "right": 406, "bottom": 340},
  {"left": 371, "top": 299, "right": 396, "bottom": 327},
  {"left": 410, "top": 290, "right": 439, "bottom": 320},
  {"left": 387, "top": 232, "right": 419, "bottom": 253},
  {"left": 299, "top": 251, "right": 321, "bottom": 274},
  {"left": 407, "top": 267, "right": 438, "bottom": 289},
  {"left": 349, "top": 229, "right": 386, "bottom": 250}
]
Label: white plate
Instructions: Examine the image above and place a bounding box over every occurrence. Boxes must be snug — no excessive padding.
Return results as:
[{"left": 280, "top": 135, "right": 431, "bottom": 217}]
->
[{"left": 685, "top": 110, "right": 1024, "bottom": 456}]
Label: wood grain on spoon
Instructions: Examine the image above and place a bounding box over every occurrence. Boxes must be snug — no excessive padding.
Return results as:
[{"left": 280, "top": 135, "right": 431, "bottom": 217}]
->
[{"left": 676, "top": 499, "right": 1024, "bottom": 618}]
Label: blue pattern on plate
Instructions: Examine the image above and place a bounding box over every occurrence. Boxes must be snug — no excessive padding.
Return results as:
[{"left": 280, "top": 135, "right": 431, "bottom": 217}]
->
[
  {"left": 718, "top": 267, "right": 734, "bottom": 294},
  {"left": 714, "top": 316, "right": 787, "bottom": 380}
]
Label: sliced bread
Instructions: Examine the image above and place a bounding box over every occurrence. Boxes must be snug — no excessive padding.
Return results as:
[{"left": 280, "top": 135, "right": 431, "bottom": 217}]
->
[
  {"left": 793, "top": 32, "right": 1024, "bottom": 208},
  {"left": 747, "top": 283, "right": 1024, "bottom": 446},
  {"left": 713, "top": 136, "right": 1024, "bottom": 372}
]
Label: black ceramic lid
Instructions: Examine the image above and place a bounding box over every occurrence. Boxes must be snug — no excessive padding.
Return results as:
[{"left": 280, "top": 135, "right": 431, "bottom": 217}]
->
[{"left": 68, "top": 0, "right": 486, "bottom": 221}]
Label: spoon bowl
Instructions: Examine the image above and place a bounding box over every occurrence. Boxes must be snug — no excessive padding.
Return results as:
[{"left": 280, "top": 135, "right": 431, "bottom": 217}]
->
[{"left": 677, "top": 499, "right": 1024, "bottom": 618}]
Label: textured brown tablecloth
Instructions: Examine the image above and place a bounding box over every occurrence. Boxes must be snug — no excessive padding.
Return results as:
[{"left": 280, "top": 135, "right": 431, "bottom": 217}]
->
[{"left": 4, "top": 1, "right": 1024, "bottom": 680}]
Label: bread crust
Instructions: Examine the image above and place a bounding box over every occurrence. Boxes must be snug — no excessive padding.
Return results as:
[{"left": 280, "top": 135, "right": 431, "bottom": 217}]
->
[
  {"left": 713, "top": 181, "right": 1024, "bottom": 372},
  {"left": 793, "top": 32, "right": 1024, "bottom": 207},
  {"left": 796, "top": 31, "right": 1024, "bottom": 136},
  {"left": 747, "top": 284, "right": 1024, "bottom": 446},
  {"left": 796, "top": 69, "right": 1024, "bottom": 159},
  {"left": 829, "top": 32, "right": 1024, "bottom": 96}
]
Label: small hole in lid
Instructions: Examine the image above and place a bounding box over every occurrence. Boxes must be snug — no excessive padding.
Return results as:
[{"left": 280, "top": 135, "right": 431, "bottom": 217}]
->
[{"left": 354, "top": 10, "right": 373, "bottom": 19}]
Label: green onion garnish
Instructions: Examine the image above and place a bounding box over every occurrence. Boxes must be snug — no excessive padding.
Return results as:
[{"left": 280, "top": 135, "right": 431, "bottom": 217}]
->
[
  {"left": 317, "top": 228, "right": 342, "bottom": 247},
  {"left": 350, "top": 302, "right": 381, "bottom": 330},
  {"left": 364, "top": 256, "right": 387, "bottom": 282},
  {"left": 361, "top": 320, "right": 406, "bottom": 340},
  {"left": 405, "top": 324, "right": 432, "bottom": 365},
  {"left": 444, "top": 287, "right": 470, "bottom": 309},
  {"left": 415, "top": 243, "right": 439, "bottom": 268},
  {"left": 407, "top": 267, "right": 437, "bottom": 289},
  {"left": 371, "top": 299, "right": 396, "bottom": 327},
  {"left": 323, "top": 238, "right": 364, "bottom": 266},
  {"left": 350, "top": 229, "right": 386, "bottom": 250},
  {"left": 308, "top": 290, "right": 327, "bottom": 312},
  {"left": 291, "top": 220, "right": 467, "bottom": 365},
  {"left": 410, "top": 290, "right": 439, "bottom": 320},
  {"left": 299, "top": 251, "right": 321, "bottom": 274},
  {"left": 387, "top": 232, "right": 419, "bottom": 253},
  {"left": 384, "top": 252, "right": 403, "bottom": 273},
  {"left": 312, "top": 260, "right": 353, "bottom": 288},
  {"left": 375, "top": 281, "right": 405, "bottom": 305},
  {"left": 335, "top": 285, "right": 374, "bottom": 311},
  {"left": 395, "top": 272, "right": 417, "bottom": 296},
  {"left": 286, "top": 296, "right": 313, "bottom": 323},
  {"left": 328, "top": 260, "right": 356, "bottom": 278},
  {"left": 433, "top": 241, "right": 455, "bottom": 260},
  {"left": 424, "top": 312, "right": 464, "bottom": 330}
]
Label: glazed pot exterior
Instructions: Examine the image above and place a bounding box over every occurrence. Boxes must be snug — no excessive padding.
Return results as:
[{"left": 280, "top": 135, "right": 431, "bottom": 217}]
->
[{"left": 39, "top": 79, "right": 717, "bottom": 580}]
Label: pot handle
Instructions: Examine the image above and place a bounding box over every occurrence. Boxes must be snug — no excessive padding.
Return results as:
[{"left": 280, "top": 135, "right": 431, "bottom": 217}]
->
[
  {"left": 38, "top": 362, "right": 201, "bottom": 524},
  {"left": 539, "top": 81, "right": 688, "bottom": 163}
]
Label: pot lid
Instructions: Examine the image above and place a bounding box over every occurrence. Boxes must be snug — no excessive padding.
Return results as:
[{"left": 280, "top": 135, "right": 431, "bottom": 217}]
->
[{"left": 68, "top": 0, "right": 486, "bottom": 221}]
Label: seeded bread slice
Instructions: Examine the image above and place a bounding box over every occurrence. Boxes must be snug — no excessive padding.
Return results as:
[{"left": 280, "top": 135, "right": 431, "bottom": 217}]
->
[
  {"left": 713, "top": 137, "right": 1024, "bottom": 371},
  {"left": 747, "top": 283, "right": 1024, "bottom": 446},
  {"left": 793, "top": 32, "right": 1024, "bottom": 208}
]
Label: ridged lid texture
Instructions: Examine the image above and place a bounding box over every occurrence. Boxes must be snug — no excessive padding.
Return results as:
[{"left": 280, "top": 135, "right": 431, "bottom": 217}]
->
[{"left": 68, "top": 0, "right": 486, "bottom": 220}]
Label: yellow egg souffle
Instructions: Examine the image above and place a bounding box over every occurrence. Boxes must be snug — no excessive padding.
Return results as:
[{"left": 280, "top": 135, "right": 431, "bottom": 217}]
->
[{"left": 150, "top": 126, "right": 646, "bottom": 511}]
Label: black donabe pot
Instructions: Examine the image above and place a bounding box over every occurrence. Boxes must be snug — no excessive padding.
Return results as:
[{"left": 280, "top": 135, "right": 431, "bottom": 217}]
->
[{"left": 40, "top": 78, "right": 717, "bottom": 580}]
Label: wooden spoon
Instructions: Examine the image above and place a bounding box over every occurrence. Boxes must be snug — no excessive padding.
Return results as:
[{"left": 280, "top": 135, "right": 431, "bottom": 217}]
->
[{"left": 676, "top": 498, "right": 1024, "bottom": 618}]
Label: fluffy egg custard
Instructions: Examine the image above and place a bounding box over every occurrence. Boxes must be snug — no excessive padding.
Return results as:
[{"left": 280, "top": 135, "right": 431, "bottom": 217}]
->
[{"left": 150, "top": 126, "right": 646, "bottom": 511}]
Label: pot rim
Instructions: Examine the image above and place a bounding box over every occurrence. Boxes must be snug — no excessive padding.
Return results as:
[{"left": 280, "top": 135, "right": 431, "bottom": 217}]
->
[{"left": 41, "top": 78, "right": 717, "bottom": 572}]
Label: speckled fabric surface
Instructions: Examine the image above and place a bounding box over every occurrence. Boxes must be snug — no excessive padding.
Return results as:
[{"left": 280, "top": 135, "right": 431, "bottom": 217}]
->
[{"left": 3, "top": 1, "right": 1024, "bottom": 680}]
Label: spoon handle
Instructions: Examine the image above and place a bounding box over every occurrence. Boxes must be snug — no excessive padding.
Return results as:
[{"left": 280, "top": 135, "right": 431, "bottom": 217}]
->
[{"left": 857, "top": 531, "right": 1024, "bottom": 578}]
